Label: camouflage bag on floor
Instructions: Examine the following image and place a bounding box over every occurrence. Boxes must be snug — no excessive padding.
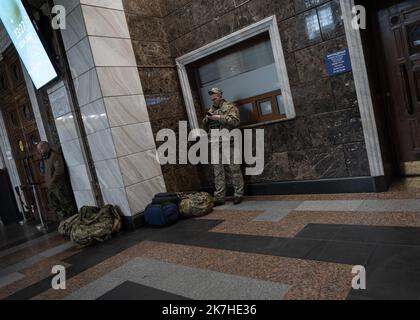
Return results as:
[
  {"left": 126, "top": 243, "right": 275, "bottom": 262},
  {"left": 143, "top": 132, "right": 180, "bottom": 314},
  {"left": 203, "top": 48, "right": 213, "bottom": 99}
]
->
[
  {"left": 177, "top": 192, "right": 214, "bottom": 218},
  {"left": 58, "top": 213, "right": 80, "bottom": 238},
  {"left": 58, "top": 205, "right": 122, "bottom": 248}
]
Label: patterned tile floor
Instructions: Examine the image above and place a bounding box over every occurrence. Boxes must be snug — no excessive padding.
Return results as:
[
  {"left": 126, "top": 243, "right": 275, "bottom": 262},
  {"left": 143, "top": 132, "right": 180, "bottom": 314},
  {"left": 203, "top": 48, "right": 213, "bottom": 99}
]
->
[{"left": 2, "top": 179, "right": 420, "bottom": 300}]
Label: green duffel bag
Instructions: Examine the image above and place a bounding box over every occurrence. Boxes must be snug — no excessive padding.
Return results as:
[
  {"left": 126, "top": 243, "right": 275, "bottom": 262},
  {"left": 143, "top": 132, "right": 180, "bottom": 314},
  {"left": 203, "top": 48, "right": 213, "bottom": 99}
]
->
[
  {"left": 70, "top": 205, "right": 122, "bottom": 247},
  {"left": 58, "top": 213, "right": 80, "bottom": 238},
  {"left": 178, "top": 192, "right": 214, "bottom": 218},
  {"left": 59, "top": 205, "right": 122, "bottom": 247}
]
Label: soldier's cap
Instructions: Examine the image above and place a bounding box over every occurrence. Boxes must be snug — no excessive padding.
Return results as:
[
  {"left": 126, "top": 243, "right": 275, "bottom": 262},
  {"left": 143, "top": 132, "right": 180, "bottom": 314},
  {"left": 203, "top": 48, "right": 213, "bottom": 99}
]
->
[{"left": 208, "top": 88, "right": 223, "bottom": 95}]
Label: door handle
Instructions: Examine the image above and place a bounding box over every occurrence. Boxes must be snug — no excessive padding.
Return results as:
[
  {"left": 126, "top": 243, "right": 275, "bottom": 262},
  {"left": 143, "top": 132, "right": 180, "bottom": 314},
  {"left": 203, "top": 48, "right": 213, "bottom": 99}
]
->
[{"left": 400, "top": 63, "right": 414, "bottom": 115}]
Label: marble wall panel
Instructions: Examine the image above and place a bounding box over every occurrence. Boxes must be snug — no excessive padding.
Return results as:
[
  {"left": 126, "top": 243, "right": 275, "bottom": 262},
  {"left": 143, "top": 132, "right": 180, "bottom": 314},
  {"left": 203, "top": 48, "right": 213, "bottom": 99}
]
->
[
  {"left": 294, "top": 0, "right": 329, "bottom": 13},
  {"left": 87, "top": 129, "right": 117, "bottom": 161},
  {"left": 126, "top": 175, "right": 166, "bottom": 214},
  {"left": 54, "top": 0, "right": 80, "bottom": 14},
  {"left": 288, "top": 145, "right": 348, "bottom": 179},
  {"left": 159, "top": 0, "right": 191, "bottom": 17},
  {"left": 132, "top": 40, "right": 172, "bottom": 66},
  {"left": 291, "top": 78, "right": 335, "bottom": 115},
  {"left": 94, "top": 158, "right": 125, "bottom": 189},
  {"left": 68, "top": 164, "right": 92, "bottom": 191},
  {"left": 344, "top": 142, "right": 370, "bottom": 177},
  {"left": 318, "top": 0, "right": 344, "bottom": 41},
  {"left": 82, "top": 5, "right": 130, "bottom": 38},
  {"left": 272, "top": 0, "right": 296, "bottom": 21},
  {"left": 101, "top": 187, "right": 131, "bottom": 216},
  {"left": 330, "top": 72, "right": 358, "bottom": 110},
  {"left": 307, "top": 109, "right": 365, "bottom": 148},
  {"left": 278, "top": 9, "right": 322, "bottom": 53},
  {"left": 294, "top": 36, "right": 347, "bottom": 82},
  {"left": 125, "top": 0, "right": 370, "bottom": 185},
  {"left": 55, "top": 112, "right": 79, "bottom": 143},
  {"left": 137, "top": 67, "right": 179, "bottom": 95},
  {"left": 74, "top": 68, "right": 102, "bottom": 107},
  {"left": 74, "top": 190, "right": 96, "bottom": 209},
  {"left": 61, "top": 138, "right": 85, "bottom": 167},
  {"left": 145, "top": 92, "right": 187, "bottom": 122},
  {"left": 111, "top": 122, "right": 156, "bottom": 157},
  {"left": 97, "top": 67, "right": 143, "bottom": 97},
  {"left": 80, "top": 98, "right": 109, "bottom": 135},
  {"left": 123, "top": 0, "right": 162, "bottom": 17},
  {"left": 89, "top": 37, "right": 137, "bottom": 67},
  {"left": 119, "top": 149, "right": 162, "bottom": 186},
  {"left": 126, "top": 14, "right": 167, "bottom": 42},
  {"left": 105, "top": 95, "right": 150, "bottom": 127},
  {"left": 60, "top": 5, "right": 87, "bottom": 51},
  {"left": 80, "top": 0, "right": 124, "bottom": 10},
  {"left": 67, "top": 37, "right": 95, "bottom": 79},
  {"left": 164, "top": 6, "right": 194, "bottom": 42}
]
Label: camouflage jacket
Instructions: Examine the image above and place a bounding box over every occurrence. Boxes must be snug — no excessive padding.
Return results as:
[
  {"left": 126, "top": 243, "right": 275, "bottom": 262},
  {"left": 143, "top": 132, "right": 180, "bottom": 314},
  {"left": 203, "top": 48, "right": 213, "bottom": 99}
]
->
[
  {"left": 44, "top": 150, "right": 66, "bottom": 189},
  {"left": 203, "top": 100, "right": 240, "bottom": 131}
]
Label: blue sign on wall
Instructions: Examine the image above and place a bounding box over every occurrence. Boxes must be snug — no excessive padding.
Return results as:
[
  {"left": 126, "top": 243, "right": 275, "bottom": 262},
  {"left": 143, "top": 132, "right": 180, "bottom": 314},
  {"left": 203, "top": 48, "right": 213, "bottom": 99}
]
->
[
  {"left": 0, "top": 0, "right": 57, "bottom": 89},
  {"left": 326, "top": 49, "right": 352, "bottom": 76}
]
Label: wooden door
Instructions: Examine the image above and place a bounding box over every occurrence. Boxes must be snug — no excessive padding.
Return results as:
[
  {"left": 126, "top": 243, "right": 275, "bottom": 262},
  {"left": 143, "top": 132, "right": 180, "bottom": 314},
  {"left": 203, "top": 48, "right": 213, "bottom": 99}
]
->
[
  {"left": 378, "top": 0, "right": 420, "bottom": 175},
  {"left": 0, "top": 46, "right": 49, "bottom": 220}
]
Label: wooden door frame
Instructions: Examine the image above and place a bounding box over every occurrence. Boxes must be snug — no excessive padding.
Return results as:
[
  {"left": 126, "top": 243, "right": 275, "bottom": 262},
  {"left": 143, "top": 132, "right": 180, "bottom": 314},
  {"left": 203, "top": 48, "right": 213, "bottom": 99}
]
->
[{"left": 354, "top": 0, "right": 420, "bottom": 179}]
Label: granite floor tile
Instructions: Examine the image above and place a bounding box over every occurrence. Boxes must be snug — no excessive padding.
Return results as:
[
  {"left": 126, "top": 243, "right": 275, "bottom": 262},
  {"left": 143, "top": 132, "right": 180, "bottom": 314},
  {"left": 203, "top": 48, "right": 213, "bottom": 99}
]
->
[
  {"left": 0, "top": 246, "right": 79, "bottom": 299},
  {"left": 296, "top": 200, "right": 364, "bottom": 212},
  {"left": 0, "top": 272, "right": 25, "bottom": 289},
  {"left": 0, "top": 232, "right": 59, "bottom": 259},
  {"left": 67, "top": 257, "right": 290, "bottom": 300},
  {"left": 203, "top": 210, "right": 420, "bottom": 240},
  {"left": 4, "top": 178, "right": 420, "bottom": 301},
  {"left": 358, "top": 200, "right": 420, "bottom": 212},
  {"left": 304, "top": 241, "right": 376, "bottom": 266},
  {"left": 253, "top": 210, "right": 292, "bottom": 222},
  {"left": 97, "top": 281, "right": 190, "bottom": 300},
  {"left": 139, "top": 242, "right": 354, "bottom": 300},
  {"left": 294, "top": 224, "right": 343, "bottom": 241},
  {"left": 0, "top": 235, "right": 68, "bottom": 268},
  {"left": 334, "top": 225, "right": 420, "bottom": 246}
]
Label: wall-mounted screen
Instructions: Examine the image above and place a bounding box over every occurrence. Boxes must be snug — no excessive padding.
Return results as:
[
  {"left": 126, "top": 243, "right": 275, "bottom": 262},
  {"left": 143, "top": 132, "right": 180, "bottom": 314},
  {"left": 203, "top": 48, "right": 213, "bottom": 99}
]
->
[{"left": 0, "top": 0, "right": 58, "bottom": 89}]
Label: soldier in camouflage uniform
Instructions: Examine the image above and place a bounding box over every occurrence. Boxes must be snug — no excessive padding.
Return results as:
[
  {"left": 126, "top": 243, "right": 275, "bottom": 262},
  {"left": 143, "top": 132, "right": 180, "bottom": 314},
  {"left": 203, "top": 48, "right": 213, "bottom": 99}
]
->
[
  {"left": 37, "top": 142, "right": 77, "bottom": 221},
  {"left": 203, "top": 88, "right": 244, "bottom": 206}
]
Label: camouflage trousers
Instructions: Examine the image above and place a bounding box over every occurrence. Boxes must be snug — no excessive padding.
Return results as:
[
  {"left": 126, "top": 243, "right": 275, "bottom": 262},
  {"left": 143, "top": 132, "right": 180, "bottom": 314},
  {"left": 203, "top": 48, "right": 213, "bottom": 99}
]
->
[
  {"left": 47, "top": 182, "right": 77, "bottom": 221},
  {"left": 213, "top": 142, "right": 244, "bottom": 201}
]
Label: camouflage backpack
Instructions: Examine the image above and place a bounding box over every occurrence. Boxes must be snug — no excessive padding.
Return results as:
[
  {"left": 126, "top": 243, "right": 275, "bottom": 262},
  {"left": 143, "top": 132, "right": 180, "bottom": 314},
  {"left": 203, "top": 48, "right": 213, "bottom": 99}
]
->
[
  {"left": 58, "top": 205, "right": 122, "bottom": 247},
  {"left": 177, "top": 192, "right": 214, "bottom": 218}
]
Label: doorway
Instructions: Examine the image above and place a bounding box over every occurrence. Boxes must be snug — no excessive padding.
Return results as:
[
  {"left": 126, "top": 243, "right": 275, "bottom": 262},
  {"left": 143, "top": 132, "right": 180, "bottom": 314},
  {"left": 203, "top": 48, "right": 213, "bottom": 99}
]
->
[
  {"left": 0, "top": 46, "right": 51, "bottom": 221},
  {"left": 371, "top": 0, "right": 420, "bottom": 176}
]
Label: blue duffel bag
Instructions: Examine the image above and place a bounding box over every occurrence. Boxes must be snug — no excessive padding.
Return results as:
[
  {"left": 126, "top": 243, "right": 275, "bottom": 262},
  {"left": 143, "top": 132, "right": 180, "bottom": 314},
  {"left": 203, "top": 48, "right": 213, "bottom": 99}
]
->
[{"left": 144, "top": 203, "right": 180, "bottom": 227}]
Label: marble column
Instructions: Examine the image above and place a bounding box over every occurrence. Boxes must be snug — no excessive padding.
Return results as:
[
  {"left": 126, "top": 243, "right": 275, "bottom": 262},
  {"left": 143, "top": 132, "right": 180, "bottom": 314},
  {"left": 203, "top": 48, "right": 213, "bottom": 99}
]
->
[
  {"left": 47, "top": 80, "right": 97, "bottom": 209},
  {"left": 340, "top": 0, "right": 384, "bottom": 177},
  {"left": 54, "top": 0, "right": 166, "bottom": 220}
]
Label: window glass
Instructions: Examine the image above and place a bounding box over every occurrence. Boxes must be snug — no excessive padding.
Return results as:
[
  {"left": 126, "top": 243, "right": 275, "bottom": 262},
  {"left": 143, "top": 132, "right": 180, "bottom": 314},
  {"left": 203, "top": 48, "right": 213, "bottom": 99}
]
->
[
  {"left": 198, "top": 34, "right": 275, "bottom": 86},
  {"left": 305, "top": 13, "right": 320, "bottom": 40},
  {"left": 239, "top": 103, "right": 256, "bottom": 123},
  {"left": 277, "top": 95, "right": 286, "bottom": 115},
  {"left": 260, "top": 101, "right": 273, "bottom": 116},
  {"left": 318, "top": 6, "right": 334, "bottom": 28}
]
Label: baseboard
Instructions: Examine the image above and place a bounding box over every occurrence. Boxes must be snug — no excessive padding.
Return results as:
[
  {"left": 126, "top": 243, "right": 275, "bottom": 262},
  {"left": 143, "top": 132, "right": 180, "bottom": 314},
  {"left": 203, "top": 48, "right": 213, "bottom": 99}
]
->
[{"left": 201, "top": 176, "right": 389, "bottom": 196}]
